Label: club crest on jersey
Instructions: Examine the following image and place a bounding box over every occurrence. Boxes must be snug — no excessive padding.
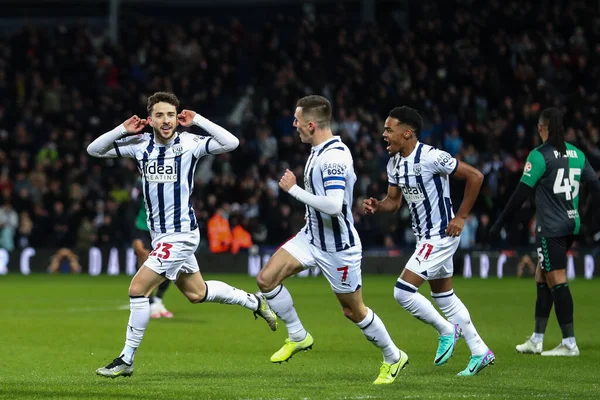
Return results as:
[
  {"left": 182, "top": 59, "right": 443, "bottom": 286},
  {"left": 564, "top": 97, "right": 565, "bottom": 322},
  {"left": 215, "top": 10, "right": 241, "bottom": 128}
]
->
[
  {"left": 524, "top": 161, "right": 532, "bottom": 173},
  {"left": 304, "top": 175, "right": 313, "bottom": 193},
  {"left": 413, "top": 164, "right": 422, "bottom": 176},
  {"left": 143, "top": 161, "right": 178, "bottom": 182},
  {"left": 400, "top": 184, "right": 426, "bottom": 202},
  {"left": 173, "top": 144, "right": 183, "bottom": 156}
]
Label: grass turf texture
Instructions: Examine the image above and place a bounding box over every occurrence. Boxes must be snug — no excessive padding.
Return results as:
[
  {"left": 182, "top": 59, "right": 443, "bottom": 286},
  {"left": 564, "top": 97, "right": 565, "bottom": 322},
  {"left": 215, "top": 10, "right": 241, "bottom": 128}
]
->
[{"left": 0, "top": 274, "right": 598, "bottom": 399}]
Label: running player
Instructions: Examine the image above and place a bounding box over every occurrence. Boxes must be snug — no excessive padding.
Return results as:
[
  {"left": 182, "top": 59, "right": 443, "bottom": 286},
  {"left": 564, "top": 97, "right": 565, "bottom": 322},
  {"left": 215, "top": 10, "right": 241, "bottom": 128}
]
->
[
  {"left": 87, "top": 92, "right": 277, "bottom": 378},
  {"left": 490, "top": 107, "right": 600, "bottom": 356},
  {"left": 363, "top": 106, "right": 495, "bottom": 376},
  {"left": 256, "top": 95, "right": 409, "bottom": 385},
  {"left": 130, "top": 178, "right": 173, "bottom": 318}
]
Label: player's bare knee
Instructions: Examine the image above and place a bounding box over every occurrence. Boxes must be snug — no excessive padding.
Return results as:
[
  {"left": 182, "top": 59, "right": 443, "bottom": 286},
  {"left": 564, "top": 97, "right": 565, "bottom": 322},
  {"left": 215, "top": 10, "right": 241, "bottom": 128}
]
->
[
  {"left": 342, "top": 305, "right": 367, "bottom": 323},
  {"left": 257, "top": 258, "right": 290, "bottom": 292},
  {"left": 258, "top": 248, "right": 303, "bottom": 293},
  {"left": 546, "top": 270, "right": 567, "bottom": 288},
  {"left": 341, "top": 306, "right": 358, "bottom": 322},
  {"left": 256, "top": 269, "right": 276, "bottom": 292},
  {"left": 186, "top": 293, "right": 203, "bottom": 304},
  {"left": 185, "top": 289, "right": 205, "bottom": 304},
  {"left": 128, "top": 282, "right": 146, "bottom": 297},
  {"left": 429, "top": 277, "right": 452, "bottom": 294},
  {"left": 256, "top": 271, "right": 279, "bottom": 292}
]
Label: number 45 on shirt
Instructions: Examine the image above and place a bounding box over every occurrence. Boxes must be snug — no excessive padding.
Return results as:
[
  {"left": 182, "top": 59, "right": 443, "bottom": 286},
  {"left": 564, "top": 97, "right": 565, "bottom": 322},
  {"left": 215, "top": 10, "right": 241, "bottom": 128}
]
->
[
  {"left": 150, "top": 243, "right": 173, "bottom": 259},
  {"left": 552, "top": 168, "right": 581, "bottom": 200},
  {"left": 553, "top": 168, "right": 580, "bottom": 200}
]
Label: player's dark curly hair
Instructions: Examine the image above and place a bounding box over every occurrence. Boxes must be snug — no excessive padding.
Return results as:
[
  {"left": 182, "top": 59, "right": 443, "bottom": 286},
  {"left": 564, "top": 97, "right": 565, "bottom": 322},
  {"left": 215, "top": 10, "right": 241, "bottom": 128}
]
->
[
  {"left": 147, "top": 92, "right": 180, "bottom": 115},
  {"left": 540, "top": 107, "right": 566, "bottom": 155},
  {"left": 388, "top": 106, "right": 422, "bottom": 137}
]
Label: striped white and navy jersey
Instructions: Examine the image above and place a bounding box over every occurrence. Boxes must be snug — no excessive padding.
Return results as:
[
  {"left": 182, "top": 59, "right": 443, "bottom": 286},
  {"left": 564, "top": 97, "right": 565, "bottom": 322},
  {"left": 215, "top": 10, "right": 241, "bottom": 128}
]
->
[
  {"left": 387, "top": 142, "right": 458, "bottom": 240},
  {"left": 114, "top": 132, "right": 212, "bottom": 233},
  {"left": 302, "top": 137, "right": 361, "bottom": 252}
]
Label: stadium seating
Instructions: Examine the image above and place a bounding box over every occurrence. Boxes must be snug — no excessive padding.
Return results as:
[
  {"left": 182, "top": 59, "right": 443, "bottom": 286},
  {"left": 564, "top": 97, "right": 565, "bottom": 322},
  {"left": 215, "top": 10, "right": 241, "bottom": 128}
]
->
[{"left": 0, "top": 0, "right": 599, "bottom": 253}]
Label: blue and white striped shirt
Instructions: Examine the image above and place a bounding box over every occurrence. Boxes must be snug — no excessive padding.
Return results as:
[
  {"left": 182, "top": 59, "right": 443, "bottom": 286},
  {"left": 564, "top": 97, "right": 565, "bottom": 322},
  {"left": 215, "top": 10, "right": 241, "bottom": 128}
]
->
[
  {"left": 114, "top": 132, "right": 212, "bottom": 233},
  {"left": 302, "top": 137, "right": 361, "bottom": 252},
  {"left": 387, "top": 142, "right": 459, "bottom": 240}
]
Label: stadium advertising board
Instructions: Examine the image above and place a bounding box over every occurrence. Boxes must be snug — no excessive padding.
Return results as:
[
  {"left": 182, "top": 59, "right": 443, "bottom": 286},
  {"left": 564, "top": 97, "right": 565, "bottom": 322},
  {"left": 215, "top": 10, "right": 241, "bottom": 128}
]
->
[{"left": 0, "top": 247, "right": 598, "bottom": 279}]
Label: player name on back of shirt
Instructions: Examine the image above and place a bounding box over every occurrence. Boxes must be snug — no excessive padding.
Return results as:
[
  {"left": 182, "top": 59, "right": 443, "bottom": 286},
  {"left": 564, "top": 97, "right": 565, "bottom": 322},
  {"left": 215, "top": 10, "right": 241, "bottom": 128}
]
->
[{"left": 554, "top": 150, "right": 578, "bottom": 159}]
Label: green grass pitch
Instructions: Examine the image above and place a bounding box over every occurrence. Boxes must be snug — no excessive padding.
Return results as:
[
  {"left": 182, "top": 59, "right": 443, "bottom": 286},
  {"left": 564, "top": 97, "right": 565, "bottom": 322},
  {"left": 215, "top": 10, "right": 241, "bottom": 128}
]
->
[{"left": 0, "top": 274, "right": 598, "bottom": 399}]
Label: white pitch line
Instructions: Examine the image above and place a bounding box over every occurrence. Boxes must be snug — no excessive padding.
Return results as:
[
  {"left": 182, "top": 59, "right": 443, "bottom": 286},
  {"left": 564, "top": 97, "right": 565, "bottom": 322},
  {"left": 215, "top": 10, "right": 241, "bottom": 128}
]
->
[
  {"left": 0, "top": 305, "right": 130, "bottom": 315},
  {"left": 67, "top": 305, "right": 130, "bottom": 312}
]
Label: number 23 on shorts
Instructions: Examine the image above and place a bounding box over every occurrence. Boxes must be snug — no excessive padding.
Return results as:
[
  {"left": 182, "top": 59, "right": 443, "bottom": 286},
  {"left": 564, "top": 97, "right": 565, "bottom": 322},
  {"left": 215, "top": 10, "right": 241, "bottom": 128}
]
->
[{"left": 150, "top": 243, "right": 173, "bottom": 259}]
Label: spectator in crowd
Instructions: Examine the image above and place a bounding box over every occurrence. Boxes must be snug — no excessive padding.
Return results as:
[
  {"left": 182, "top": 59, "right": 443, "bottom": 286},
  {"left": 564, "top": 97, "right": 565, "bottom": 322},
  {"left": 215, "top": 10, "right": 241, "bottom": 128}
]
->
[
  {"left": 17, "top": 212, "right": 33, "bottom": 248},
  {"left": 0, "top": 0, "right": 598, "bottom": 252},
  {"left": 475, "top": 214, "right": 492, "bottom": 250},
  {"left": 230, "top": 215, "right": 254, "bottom": 255},
  {"left": 0, "top": 203, "right": 18, "bottom": 252},
  {"left": 460, "top": 214, "right": 479, "bottom": 250},
  {"left": 207, "top": 208, "right": 233, "bottom": 253}
]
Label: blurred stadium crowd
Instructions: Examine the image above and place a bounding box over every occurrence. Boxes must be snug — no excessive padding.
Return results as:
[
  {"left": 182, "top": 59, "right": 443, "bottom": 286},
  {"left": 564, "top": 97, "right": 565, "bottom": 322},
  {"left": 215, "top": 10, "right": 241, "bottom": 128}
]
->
[{"left": 1, "top": 0, "right": 599, "bottom": 254}]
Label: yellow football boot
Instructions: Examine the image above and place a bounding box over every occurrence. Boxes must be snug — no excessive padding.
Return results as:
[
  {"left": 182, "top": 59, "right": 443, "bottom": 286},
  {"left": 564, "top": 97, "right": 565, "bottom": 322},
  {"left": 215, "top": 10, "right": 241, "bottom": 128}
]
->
[
  {"left": 373, "top": 350, "right": 409, "bottom": 384},
  {"left": 270, "top": 333, "right": 314, "bottom": 363}
]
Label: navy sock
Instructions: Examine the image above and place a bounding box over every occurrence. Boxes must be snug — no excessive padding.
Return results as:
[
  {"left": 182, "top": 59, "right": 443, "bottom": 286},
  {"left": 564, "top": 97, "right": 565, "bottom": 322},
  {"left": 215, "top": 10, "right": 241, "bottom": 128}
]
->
[
  {"left": 534, "top": 283, "right": 552, "bottom": 334},
  {"left": 551, "top": 283, "right": 574, "bottom": 338}
]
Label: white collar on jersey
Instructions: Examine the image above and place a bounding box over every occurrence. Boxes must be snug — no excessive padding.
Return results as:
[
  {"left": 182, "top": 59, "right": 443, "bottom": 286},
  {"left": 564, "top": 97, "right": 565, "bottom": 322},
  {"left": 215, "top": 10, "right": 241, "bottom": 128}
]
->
[
  {"left": 398, "top": 141, "right": 422, "bottom": 160},
  {"left": 153, "top": 132, "right": 180, "bottom": 147},
  {"left": 311, "top": 136, "right": 341, "bottom": 153}
]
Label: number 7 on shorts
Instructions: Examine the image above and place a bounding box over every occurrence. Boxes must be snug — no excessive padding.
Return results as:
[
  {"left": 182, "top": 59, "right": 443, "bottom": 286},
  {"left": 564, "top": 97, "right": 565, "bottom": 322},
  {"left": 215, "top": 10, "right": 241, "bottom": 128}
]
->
[{"left": 337, "top": 266, "right": 349, "bottom": 282}]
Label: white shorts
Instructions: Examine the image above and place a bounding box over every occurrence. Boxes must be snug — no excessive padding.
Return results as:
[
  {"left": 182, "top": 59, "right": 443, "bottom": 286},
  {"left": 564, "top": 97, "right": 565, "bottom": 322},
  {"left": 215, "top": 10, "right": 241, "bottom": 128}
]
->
[
  {"left": 144, "top": 229, "right": 200, "bottom": 281},
  {"left": 405, "top": 236, "right": 460, "bottom": 280},
  {"left": 282, "top": 232, "right": 362, "bottom": 293}
]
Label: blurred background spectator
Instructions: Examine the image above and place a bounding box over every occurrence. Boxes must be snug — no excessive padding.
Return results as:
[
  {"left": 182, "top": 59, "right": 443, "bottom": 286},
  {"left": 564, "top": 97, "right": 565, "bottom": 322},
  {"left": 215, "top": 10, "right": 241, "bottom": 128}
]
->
[{"left": 0, "top": 0, "right": 599, "bottom": 254}]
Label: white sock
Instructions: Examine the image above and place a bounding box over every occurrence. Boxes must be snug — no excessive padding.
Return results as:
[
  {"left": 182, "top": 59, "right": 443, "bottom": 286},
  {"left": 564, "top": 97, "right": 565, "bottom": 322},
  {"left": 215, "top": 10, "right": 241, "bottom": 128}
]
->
[
  {"left": 153, "top": 297, "right": 162, "bottom": 305},
  {"left": 204, "top": 281, "right": 259, "bottom": 310},
  {"left": 531, "top": 332, "right": 544, "bottom": 343},
  {"left": 357, "top": 308, "right": 400, "bottom": 364},
  {"left": 561, "top": 337, "right": 576, "bottom": 349},
  {"left": 394, "top": 280, "right": 454, "bottom": 336},
  {"left": 121, "top": 296, "right": 150, "bottom": 364},
  {"left": 432, "top": 290, "right": 488, "bottom": 356},
  {"left": 263, "top": 285, "right": 307, "bottom": 342}
]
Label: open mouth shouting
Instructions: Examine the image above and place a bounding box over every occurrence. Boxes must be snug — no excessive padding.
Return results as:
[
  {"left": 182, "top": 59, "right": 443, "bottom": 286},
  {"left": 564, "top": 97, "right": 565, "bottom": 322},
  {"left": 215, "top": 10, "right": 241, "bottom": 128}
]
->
[{"left": 384, "top": 137, "right": 391, "bottom": 152}]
